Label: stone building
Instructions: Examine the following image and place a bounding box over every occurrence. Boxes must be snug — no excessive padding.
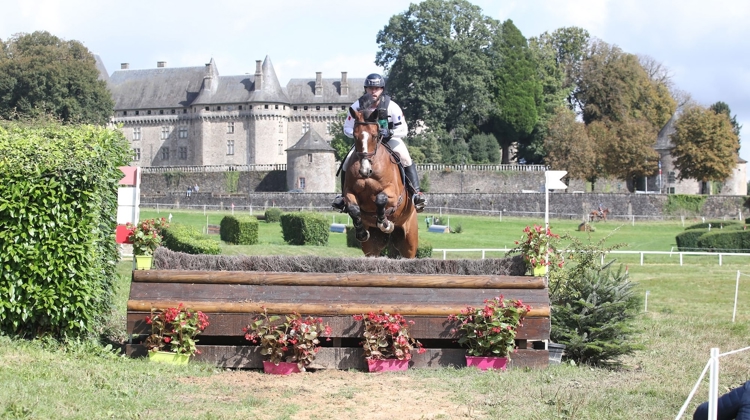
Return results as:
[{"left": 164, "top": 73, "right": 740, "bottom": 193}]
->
[
  {"left": 107, "top": 56, "right": 362, "bottom": 191},
  {"left": 285, "top": 128, "right": 336, "bottom": 192}
]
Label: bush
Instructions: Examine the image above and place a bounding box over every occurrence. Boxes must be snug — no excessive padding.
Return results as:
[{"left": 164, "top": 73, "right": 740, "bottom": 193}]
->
[
  {"left": 219, "top": 215, "right": 259, "bottom": 245},
  {"left": 697, "top": 229, "right": 750, "bottom": 252},
  {"left": 664, "top": 194, "right": 706, "bottom": 215},
  {"left": 0, "top": 122, "right": 130, "bottom": 338},
  {"left": 685, "top": 220, "right": 742, "bottom": 230},
  {"left": 280, "top": 212, "right": 329, "bottom": 246},
  {"left": 675, "top": 229, "right": 709, "bottom": 251},
  {"left": 264, "top": 208, "right": 282, "bottom": 223},
  {"left": 162, "top": 223, "right": 221, "bottom": 255}
]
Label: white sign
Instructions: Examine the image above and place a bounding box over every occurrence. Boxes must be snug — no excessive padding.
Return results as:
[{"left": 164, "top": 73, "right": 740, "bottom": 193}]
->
[{"left": 545, "top": 171, "right": 568, "bottom": 190}]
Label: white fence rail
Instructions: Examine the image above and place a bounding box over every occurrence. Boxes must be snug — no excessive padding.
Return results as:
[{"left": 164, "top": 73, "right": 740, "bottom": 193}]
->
[{"left": 432, "top": 248, "right": 750, "bottom": 265}]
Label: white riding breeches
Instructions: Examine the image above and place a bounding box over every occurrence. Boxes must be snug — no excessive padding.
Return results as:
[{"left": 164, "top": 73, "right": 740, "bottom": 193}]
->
[{"left": 342, "top": 137, "right": 412, "bottom": 170}]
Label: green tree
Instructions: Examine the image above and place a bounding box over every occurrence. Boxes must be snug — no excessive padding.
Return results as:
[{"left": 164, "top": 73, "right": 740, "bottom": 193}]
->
[
  {"left": 670, "top": 105, "right": 739, "bottom": 192},
  {"left": 328, "top": 112, "right": 351, "bottom": 162},
  {"left": 483, "top": 19, "right": 542, "bottom": 164},
  {"left": 375, "top": 0, "right": 497, "bottom": 139},
  {"left": 543, "top": 26, "right": 591, "bottom": 111},
  {"left": 467, "top": 133, "right": 500, "bottom": 163},
  {"left": 710, "top": 101, "right": 742, "bottom": 146},
  {"left": 0, "top": 31, "right": 113, "bottom": 125},
  {"left": 543, "top": 107, "right": 597, "bottom": 181}
]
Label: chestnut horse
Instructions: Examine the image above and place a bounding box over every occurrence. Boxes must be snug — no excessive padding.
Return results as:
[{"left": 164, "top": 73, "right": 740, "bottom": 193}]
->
[
  {"left": 590, "top": 208, "right": 609, "bottom": 222},
  {"left": 340, "top": 107, "right": 418, "bottom": 258}
]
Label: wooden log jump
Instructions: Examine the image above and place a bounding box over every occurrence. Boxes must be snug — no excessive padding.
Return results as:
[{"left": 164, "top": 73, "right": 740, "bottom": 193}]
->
[{"left": 126, "top": 269, "right": 551, "bottom": 370}]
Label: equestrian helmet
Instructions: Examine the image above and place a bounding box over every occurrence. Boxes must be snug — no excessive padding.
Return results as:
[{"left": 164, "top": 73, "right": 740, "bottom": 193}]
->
[{"left": 364, "top": 73, "right": 385, "bottom": 88}]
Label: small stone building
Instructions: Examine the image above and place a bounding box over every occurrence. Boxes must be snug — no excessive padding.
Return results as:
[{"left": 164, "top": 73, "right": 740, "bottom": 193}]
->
[{"left": 285, "top": 128, "right": 336, "bottom": 192}]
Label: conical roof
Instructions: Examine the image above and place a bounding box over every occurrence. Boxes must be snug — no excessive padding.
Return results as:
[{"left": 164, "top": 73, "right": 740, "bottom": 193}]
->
[
  {"left": 249, "top": 55, "right": 289, "bottom": 103},
  {"left": 287, "top": 127, "right": 334, "bottom": 152}
]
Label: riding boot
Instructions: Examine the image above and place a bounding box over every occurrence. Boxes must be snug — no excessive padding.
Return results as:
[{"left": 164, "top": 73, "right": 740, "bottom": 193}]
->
[
  {"left": 404, "top": 164, "right": 426, "bottom": 213},
  {"left": 331, "top": 173, "right": 346, "bottom": 212}
]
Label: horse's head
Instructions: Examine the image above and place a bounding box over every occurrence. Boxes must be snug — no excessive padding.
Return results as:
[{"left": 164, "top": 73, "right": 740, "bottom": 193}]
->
[{"left": 349, "top": 105, "right": 381, "bottom": 178}]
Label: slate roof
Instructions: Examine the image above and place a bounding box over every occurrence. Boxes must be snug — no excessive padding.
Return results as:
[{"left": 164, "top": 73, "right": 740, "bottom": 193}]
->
[
  {"left": 655, "top": 114, "right": 676, "bottom": 151},
  {"left": 109, "top": 65, "right": 206, "bottom": 109},
  {"left": 93, "top": 55, "right": 109, "bottom": 83},
  {"left": 286, "top": 77, "right": 365, "bottom": 104},
  {"left": 286, "top": 128, "right": 334, "bottom": 152}
]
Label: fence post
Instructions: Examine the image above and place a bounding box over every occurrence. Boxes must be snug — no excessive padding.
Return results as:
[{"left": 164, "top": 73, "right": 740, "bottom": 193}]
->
[
  {"left": 708, "top": 348, "right": 720, "bottom": 420},
  {"left": 733, "top": 270, "right": 740, "bottom": 323}
]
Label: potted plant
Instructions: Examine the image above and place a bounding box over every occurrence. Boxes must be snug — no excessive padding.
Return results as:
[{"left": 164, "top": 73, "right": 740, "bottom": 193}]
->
[
  {"left": 126, "top": 217, "right": 169, "bottom": 270},
  {"left": 143, "top": 303, "right": 209, "bottom": 364},
  {"left": 353, "top": 310, "right": 426, "bottom": 372},
  {"left": 449, "top": 295, "right": 531, "bottom": 371},
  {"left": 508, "top": 224, "right": 564, "bottom": 276},
  {"left": 243, "top": 309, "right": 331, "bottom": 374}
]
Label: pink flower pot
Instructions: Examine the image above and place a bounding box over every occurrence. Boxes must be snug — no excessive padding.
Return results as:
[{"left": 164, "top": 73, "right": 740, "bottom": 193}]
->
[
  {"left": 367, "top": 358, "right": 409, "bottom": 372},
  {"left": 465, "top": 356, "right": 508, "bottom": 371},
  {"left": 263, "top": 361, "right": 300, "bottom": 375}
]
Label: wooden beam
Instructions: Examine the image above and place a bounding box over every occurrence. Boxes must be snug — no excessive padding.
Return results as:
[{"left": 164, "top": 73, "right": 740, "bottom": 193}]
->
[{"left": 132, "top": 270, "right": 546, "bottom": 289}]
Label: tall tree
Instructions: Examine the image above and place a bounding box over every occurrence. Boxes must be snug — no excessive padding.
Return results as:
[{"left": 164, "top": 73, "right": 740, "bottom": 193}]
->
[
  {"left": 543, "top": 107, "right": 597, "bottom": 181},
  {"left": 483, "top": 19, "right": 542, "bottom": 164},
  {"left": 0, "top": 31, "right": 113, "bottom": 125},
  {"left": 670, "top": 105, "right": 739, "bottom": 191},
  {"left": 543, "top": 26, "right": 590, "bottom": 111},
  {"left": 709, "top": 101, "right": 742, "bottom": 146},
  {"left": 375, "top": 0, "right": 497, "bottom": 148}
]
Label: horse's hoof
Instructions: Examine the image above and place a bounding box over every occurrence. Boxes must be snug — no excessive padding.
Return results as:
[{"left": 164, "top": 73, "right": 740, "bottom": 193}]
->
[
  {"left": 379, "top": 221, "right": 394, "bottom": 233},
  {"left": 356, "top": 231, "right": 370, "bottom": 242}
]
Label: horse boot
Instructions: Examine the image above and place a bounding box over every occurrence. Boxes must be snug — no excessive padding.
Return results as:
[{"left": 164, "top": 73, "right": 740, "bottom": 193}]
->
[
  {"left": 404, "top": 164, "right": 426, "bottom": 213},
  {"left": 331, "top": 173, "right": 346, "bottom": 212}
]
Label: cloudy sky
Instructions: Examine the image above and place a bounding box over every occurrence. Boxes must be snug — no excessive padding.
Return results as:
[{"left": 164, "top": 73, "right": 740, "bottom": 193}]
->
[{"left": 2, "top": 0, "right": 748, "bottom": 161}]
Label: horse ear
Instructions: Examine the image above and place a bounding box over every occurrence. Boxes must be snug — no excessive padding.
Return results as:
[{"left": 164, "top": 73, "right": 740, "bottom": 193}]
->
[
  {"left": 349, "top": 107, "right": 358, "bottom": 120},
  {"left": 365, "top": 109, "right": 378, "bottom": 123}
]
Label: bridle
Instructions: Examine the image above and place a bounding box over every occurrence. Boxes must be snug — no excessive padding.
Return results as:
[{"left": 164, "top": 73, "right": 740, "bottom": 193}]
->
[{"left": 354, "top": 121, "right": 381, "bottom": 159}]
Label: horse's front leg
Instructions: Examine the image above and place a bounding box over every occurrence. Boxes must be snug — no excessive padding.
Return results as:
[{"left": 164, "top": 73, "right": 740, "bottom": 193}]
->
[
  {"left": 375, "top": 192, "right": 394, "bottom": 234},
  {"left": 346, "top": 203, "right": 370, "bottom": 242}
]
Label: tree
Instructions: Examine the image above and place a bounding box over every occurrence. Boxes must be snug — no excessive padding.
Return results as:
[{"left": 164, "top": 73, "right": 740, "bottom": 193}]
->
[
  {"left": 328, "top": 112, "right": 351, "bottom": 162},
  {"left": 670, "top": 105, "right": 739, "bottom": 191},
  {"left": 543, "top": 107, "right": 597, "bottom": 181},
  {"left": 484, "top": 19, "right": 542, "bottom": 164},
  {"left": 467, "top": 133, "right": 500, "bottom": 163},
  {"left": 709, "top": 101, "right": 742, "bottom": 146},
  {"left": 0, "top": 31, "right": 113, "bottom": 125},
  {"left": 375, "top": 0, "right": 497, "bottom": 140},
  {"left": 542, "top": 27, "right": 590, "bottom": 111}
]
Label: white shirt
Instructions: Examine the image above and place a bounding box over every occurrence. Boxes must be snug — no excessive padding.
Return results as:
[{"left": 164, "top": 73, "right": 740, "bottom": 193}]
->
[{"left": 343, "top": 97, "right": 408, "bottom": 139}]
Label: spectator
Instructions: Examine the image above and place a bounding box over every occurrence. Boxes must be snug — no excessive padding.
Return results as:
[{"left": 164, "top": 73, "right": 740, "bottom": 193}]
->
[
  {"left": 694, "top": 380, "right": 750, "bottom": 420},
  {"left": 194, "top": 184, "right": 199, "bottom": 193},
  {"left": 186, "top": 186, "right": 192, "bottom": 197}
]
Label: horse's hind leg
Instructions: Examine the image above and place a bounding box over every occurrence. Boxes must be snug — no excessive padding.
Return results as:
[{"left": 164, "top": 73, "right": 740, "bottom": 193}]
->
[
  {"left": 346, "top": 203, "right": 370, "bottom": 242},
  {"left": 375, "top": 192, "right": 394, "bottom": 233}
]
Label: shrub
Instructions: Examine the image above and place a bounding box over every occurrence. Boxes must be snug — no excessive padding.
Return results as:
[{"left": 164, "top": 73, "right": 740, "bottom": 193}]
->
[
  {"left": 219, "top": 215, "right": 259, "bottom": 245},
  {"left": 675, "top": 228, "right": 709, "bottom": 251},
  {"left": 415, "top": 241, "right": 432, "bottom": 258},
  {"left": 697, "top": 229, "right": 750, "bottom": 252},
  {"left": 0, "top": 122, "right": 130, "bottom": 338},
  {"left": 664, "top": 194, "right": 706, "bottom": 215},
  {"left": 264, "top": 208, "right": 282, "bottom": 223},
  {"left": 162, "top": 224, "right": 221, "bottom": 255},
  {"left": 280, "top": 212, "right": 329, "bottom": 246},
  {"left": 685, "top": 220, "right": 742, "bottom": 230}
]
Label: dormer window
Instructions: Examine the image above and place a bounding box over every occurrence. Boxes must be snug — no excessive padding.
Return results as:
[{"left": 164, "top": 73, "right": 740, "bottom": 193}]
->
[{"left": 264, "top": 105, "right": 269, "bottom": 109}]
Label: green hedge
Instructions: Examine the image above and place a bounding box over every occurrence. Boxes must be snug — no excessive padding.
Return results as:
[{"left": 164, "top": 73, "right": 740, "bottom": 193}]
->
[
  {"left": 264, "top": 208, "right": 282, "bottom": 223},
  {"left": 685, "top": 221, "right": 742, "bottom": 230},
  {"left": 280, "top": 212, "right": 329, "bottom": 246},
  {"left": 0, "top": 122, "right": 130, "bottom": 337},
  {"left": 664, "top": 194, "right": 706, "bottom": 215},
  {"left": 162, "top": 223, "right": 221, "bottom": 254},
  {"left": 675, "top": 229, "right": 709, "bottom": 250},
  {"left": 219, "top": 215, "right": 259, "bottom": 245},
  {"left": 697, "top": 229, "right": 750, "bottom": 252}
]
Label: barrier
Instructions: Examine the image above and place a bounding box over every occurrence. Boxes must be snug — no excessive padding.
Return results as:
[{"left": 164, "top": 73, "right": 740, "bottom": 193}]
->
[
  {"left": 125, "top": 268, "right": 551, "bottom": 370},
  {"left": 329, "top": 223, "right": 347, "bottom": 233},
  {"left": 428, "top": 225, "right": 450, "bottom": 233}
]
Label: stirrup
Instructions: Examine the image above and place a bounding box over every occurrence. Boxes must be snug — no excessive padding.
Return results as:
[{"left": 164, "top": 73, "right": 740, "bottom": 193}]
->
[
  {"left": 412, "top": 192, "right": 426, "bottom": 213},
  {"left": 332, "top": 196, "right": 346, "bottom": 212}
]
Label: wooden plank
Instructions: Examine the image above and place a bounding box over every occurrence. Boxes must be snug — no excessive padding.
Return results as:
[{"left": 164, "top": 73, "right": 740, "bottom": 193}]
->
[
  {"left": 127, "top": 300, "right": 551, "bottom": 317},
  {"left": 132, "top": 270, "right": 546, "bottom": 289},
  {"left": 127, "top": 313, "right": 550, "bottom": 340},
  {"left": 125, "top": 345, "right": 549, "bottom": 370}
]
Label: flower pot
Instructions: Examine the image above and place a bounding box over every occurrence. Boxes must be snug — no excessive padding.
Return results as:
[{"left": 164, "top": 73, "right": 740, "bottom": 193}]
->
[
  {"left": 148, "top": 350, "right": 190, "bottom": 365},
  {"left": 263, "top": 361, "right": 300, "bottom": 375},
  {"left": 465, "top": 356, "right": 508, "bottom": 371},
  {"left": 532, "top": 264, "right": 547, "bottom": 276},
  {"left": 135, "top": 255, "right": 153, "bottom": 270},
  {"left": 367, "top": 358, "right": 409, "bottom": 372},
  {"left": 548, "top": 342, "right": 566, "bottom": 364}
]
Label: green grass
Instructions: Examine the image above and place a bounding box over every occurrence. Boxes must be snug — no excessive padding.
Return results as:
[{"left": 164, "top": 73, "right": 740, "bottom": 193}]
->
[{"left": 2, "top": 211, "right": 749, "bottom": 419}]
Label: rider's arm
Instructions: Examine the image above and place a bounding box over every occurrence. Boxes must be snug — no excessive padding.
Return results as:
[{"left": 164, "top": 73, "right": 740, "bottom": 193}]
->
[
  {"left": 343, "top": 101, "right": 359, "bottom": 139},
  {"left": 388, "top": 102, "right": 408, "bottom": 138}
]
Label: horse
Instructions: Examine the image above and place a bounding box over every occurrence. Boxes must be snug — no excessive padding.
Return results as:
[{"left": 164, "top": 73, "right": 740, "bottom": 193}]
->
[
  {"left": 339, "top": 106, "right": 419, "bottom": 258},
  {"left": 590, "top": 208, "right": 609, "bottom": 222}
]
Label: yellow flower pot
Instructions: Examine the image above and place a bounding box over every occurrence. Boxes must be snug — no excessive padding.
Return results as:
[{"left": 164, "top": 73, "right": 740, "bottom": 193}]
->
[
  {"left": 135, "top": 255, "right": 153, "bottom": 270},
  {"left": 148, "top": 350, "right": 190, "bottom": 365},
  {"left": 532, "top": 265, "right": 547, "bottom": 276}
]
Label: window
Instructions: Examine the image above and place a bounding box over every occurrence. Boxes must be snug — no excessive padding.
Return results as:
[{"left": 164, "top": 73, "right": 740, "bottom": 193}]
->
[
  {"left": 179, "top": 147, "right": 187, "bottom": 160},
  {"left": 278, "top": 121, "right": 284, "bottom": 133},
  {"left": 328, "top": 106, "right": 333, "bottom": 111},
  {"left": 179, "top": 126, "right": 188, "bottom": 138},
  {"left": 304, "top": 106, "right": 309, "bottom": 110},
  {"left": 159, "top": 110, "right": 164, "bottom": 115},
  {"left": 316, "top": 106, "right": 320, "bottom": 111},
  {"left": 135, "top": 110, "right": 140, "bottom": 115},
  {"left": 308, "top": 153, "right": 313, "bottom": 163},
  {"left": 293, "top": 106, "right": 298, "bottom": 111},
  {"left": 275, "top": 105, "right": 278, "bottom": 110},
  {"left": 205, "top": 106, "right": 209, "bottom": 111},
  {"left": 264, "top": 104, "right": 269, "bottom": 109},
  {"left": 668, "top": 171, "right": 676, "bottom": 183},
  {"left": 160, "top": 126, "right": 170, "bottom": 140},
  {"left": 133, "top": 148, "right": 141, "bottom": 161},
  {"left": 239, "top": 105, "right": 243, "bottom": 110},
  {"left": 668, "top": 187, "right": 675, "bottom": 194},
  {"left": 147, "top": 110, "right": 152, "bottom": 115},
  {"left": 227, "top": 140, "right": 235, "bottom": 155},
  {"left": 227, "top": 122, "right": 235, "bottom": 134},
  {"left": 341, "top": 106, "right": 345, "bottom": 110},
  {"left": 171, "top": 109, "right": 175, "bottom": 114},
  {"left": 183, "top": 109, "right": 187, "bottom": 114},
  {"left": 217, "top": 106, "right": 221, "bottom": 111},
  {"left": 123, "top": 111, "right": 127, "bottom": 116},
  {"left": 302, "top": 122, "right": 310, "bottom": 134},
  {"left": 132, "top": 127, "right": 141, "bottom": 141},
  {"left": 298, "top": 177, "right": 306, "bottom": 190},
  {"left": 278, "top": 140, "right": 284, "bottom": 155},
  {"left": 161, "top": 147, "right": 169, "bottom": 160}
]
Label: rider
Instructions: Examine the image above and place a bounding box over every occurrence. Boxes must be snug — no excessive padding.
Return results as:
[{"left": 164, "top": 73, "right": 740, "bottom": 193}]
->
[
  {"left": 598, "top": 203, "right": 605, "bottom": 218},
  {"left": 332, "top": 73, "right": 426, "bottom": 213}
]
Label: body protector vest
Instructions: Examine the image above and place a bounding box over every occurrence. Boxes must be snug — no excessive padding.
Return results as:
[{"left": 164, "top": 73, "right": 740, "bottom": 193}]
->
[{"left": 359, "top": 94, "right": 392, "bottom": 134}]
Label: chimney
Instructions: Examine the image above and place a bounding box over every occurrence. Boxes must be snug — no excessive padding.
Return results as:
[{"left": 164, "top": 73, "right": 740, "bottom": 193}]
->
[
  {"left": 121, "top": 63, "right": 130, "bottom": 70},
  {"left": 315, "top": 72, "right": 323, "bottom": 96},
  {"left": 157, "top": 61, "right": 166, "bottom": 68},
  {"left": 203, "top": 62, "right": 214, "bottom": 91},
  {"left": 254, "top": 60, "right": 263, "bottom": 91},
  {"left": 340, "top": 72, "right": 349, "bottom": 96}
]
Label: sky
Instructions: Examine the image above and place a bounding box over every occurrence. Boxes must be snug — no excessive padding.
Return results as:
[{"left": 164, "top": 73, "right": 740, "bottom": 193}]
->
[{"left": 2, "top": 0, "right": 748, "bottom": 161}]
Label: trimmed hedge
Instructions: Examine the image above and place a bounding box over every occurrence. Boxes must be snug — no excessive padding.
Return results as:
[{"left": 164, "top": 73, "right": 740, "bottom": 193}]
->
[
  {"left": 675, "top": 229, "right": 709, "bottom": 251},
  {"left": 697, "top": 229, "right": 750, "bottom": 252},
  {"left": 219, "top": 215, "right": 259, "bottom": 245},
  {"left": 685, "top": 221, "right": 742, "bottom": 230},
  {"left": 264, "top": 207, "right": 282, "bottom": 223},
  {"left": 0, "top": 122, "right": 130, "bottom": 337},
  {"left": 162, "top": 223, "right": 221, "bottom": 255},
  {"left": 280, "top": 212, "right": 329, "bottom": 246}
]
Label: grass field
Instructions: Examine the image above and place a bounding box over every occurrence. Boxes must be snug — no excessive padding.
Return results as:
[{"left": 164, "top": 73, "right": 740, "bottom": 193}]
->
[{"left": 2, "top": 210, "right": 750, "bottom": 419}]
